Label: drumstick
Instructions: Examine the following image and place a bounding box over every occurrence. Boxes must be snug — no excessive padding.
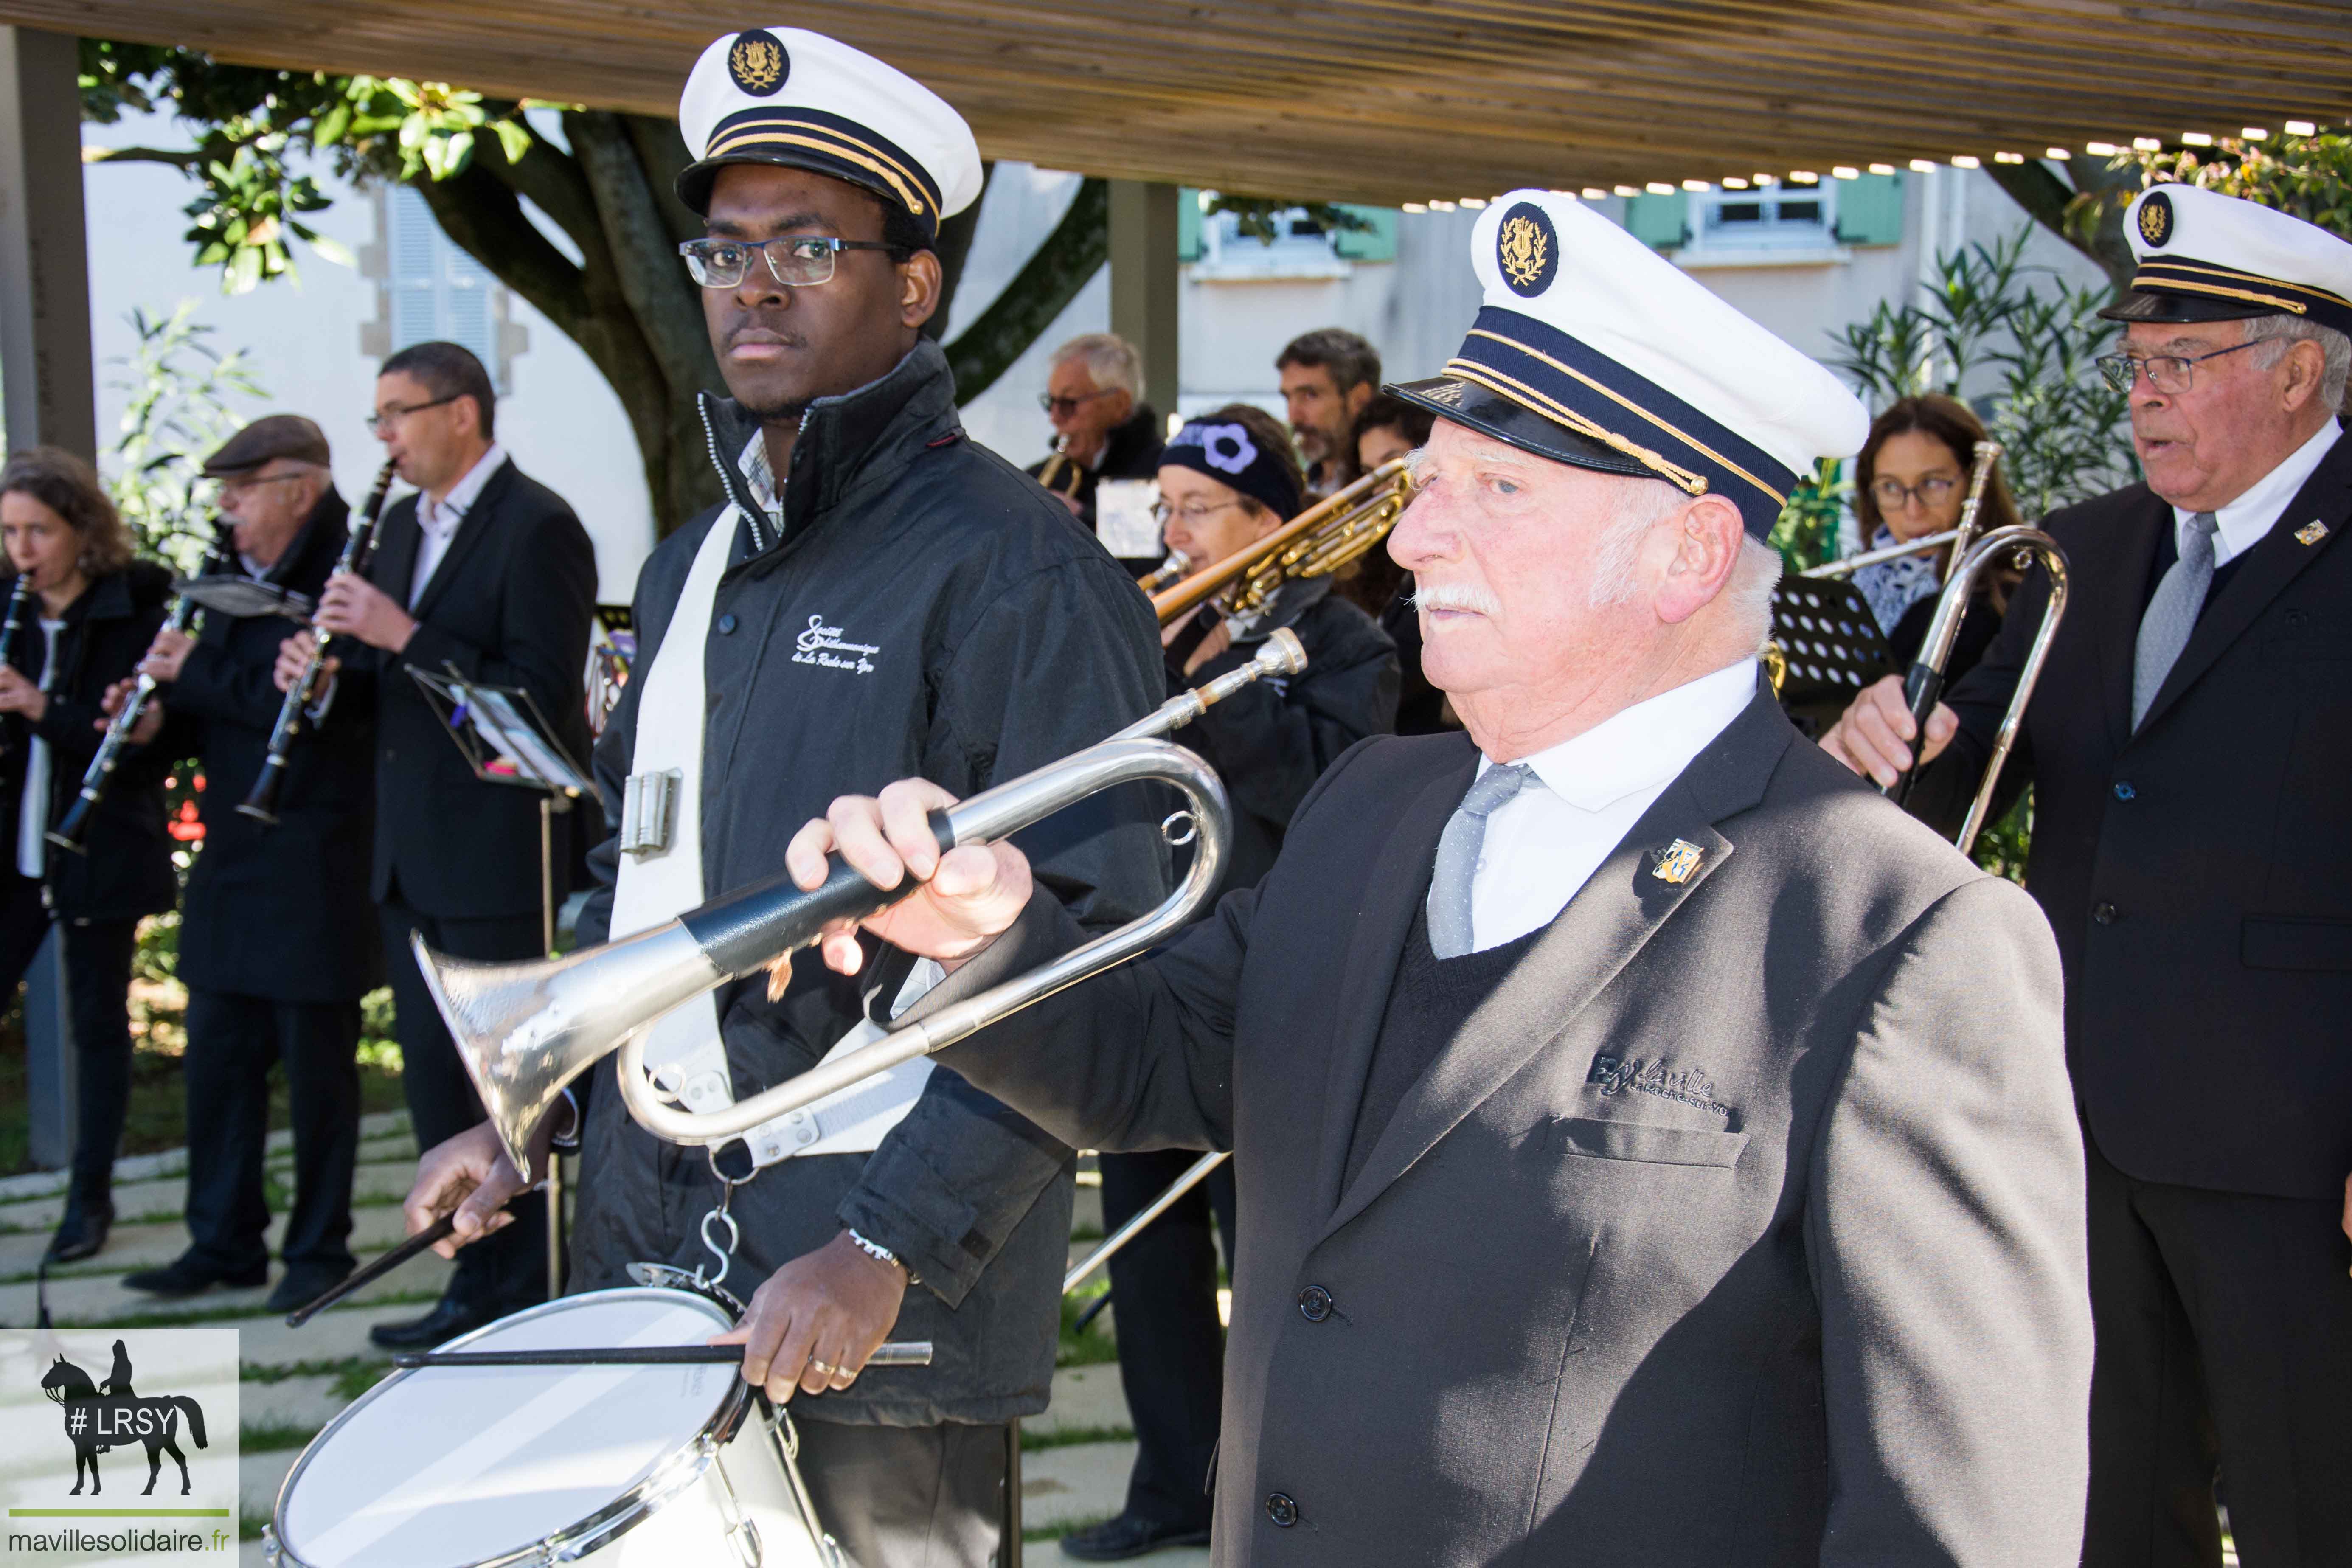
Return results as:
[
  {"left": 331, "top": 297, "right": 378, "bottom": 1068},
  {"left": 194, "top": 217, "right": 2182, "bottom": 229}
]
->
[
  {"left": 284, "top": 1214, "right": 456, "bottom": 1328},
  {"left": 391, "top": 1340, "right": 935, "bottom": 1369}
]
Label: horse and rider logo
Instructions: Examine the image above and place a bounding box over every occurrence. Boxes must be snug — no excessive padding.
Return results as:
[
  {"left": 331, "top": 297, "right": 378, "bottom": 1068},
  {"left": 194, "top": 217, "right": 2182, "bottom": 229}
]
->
[
  {"left": 37, "top": 1339, "right": 211, "bottom": 1496},
  {"left": 1496, "top": 202, "right": 1558, "bottom": 296}
]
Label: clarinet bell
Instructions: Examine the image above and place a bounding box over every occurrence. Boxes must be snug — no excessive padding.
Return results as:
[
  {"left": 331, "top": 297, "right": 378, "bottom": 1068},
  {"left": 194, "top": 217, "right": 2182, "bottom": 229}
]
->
[
  {"left": 44, "top": 792, "right": 96, "bottom": 856},
  {"left": 237, "top": 753, "right": 288, "bottom": 825}
]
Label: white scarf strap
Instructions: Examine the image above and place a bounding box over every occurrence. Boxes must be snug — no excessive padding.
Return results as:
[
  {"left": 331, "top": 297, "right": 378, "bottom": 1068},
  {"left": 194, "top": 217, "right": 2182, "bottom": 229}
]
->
[{"left": 609, "top": 506, "right": 932, "bottom": 1166}]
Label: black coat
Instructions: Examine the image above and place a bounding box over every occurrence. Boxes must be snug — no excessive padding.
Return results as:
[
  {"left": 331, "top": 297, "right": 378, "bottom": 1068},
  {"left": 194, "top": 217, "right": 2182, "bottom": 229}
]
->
[
  {"left": 340, "top": 458, "right": 596, "bottom": 919},
  {"left": 0, "top": 563, "right": 177, "bottom": 921},
  {"left": 1910, "top": 428, "right": 2352, "bottom": 1201},
  {"left": 161, "top": 492, "right": 381, "bottom": 1001},
  {"left": 1166, "top": 576, "right": 1397, "bottom": 900},
  {"left": 569, "top": 340, "right": 1167, "bottom": 1425},
  {"left": 930, "top": 690, "right": 2090, "bottom": 1565}
]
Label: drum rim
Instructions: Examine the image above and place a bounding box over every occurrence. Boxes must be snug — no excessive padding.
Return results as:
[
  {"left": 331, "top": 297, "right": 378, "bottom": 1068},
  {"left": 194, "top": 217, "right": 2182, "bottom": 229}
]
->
[{"left": 269, "top": 1286, "right": 752, "bottom": 1568}]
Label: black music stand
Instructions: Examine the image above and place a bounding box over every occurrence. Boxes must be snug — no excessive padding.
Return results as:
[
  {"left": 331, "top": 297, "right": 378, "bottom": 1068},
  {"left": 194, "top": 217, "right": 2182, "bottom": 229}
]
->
[
  {"left": 409, "top": 665, "right": 592, "bottom": 1299},
  {"left": 1770, "top": 576, "right": 1900, "bottom": 737}
]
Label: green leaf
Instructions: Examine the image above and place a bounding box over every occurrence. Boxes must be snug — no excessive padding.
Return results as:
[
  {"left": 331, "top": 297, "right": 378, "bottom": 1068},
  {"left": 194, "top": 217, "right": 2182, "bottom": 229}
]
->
[
  {"left": 438, "top": 129, "right": 475, "bottom": 179},
  {"left": 312, "top": 101, "right": 351, "bottom": 147},
  {"left": 225, "top": 244, "right": 264, "bottom": 295},
  {"left": 306, "top": 233, "right": 357, "bottom": 268},
  {"left": 491, "top": 118, "right": 532, "bottom": 164}
]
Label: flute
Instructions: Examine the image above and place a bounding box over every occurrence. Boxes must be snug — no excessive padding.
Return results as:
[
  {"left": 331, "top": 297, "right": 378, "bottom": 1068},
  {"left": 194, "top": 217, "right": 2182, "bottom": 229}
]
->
[{"left": 238, "top": 460, "right": 396, "bottom": 825}]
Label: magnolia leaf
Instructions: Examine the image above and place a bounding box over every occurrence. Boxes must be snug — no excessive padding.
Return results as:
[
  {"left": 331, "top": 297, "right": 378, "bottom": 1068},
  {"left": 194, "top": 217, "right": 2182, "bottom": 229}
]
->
[
  {"left": 225, "top": 244, "right": 264, "bottom": 295},
  {"left": 438, "top": 129, "right": 475, "bottom": 178},
  {"left": 305, "top": 233, "right": 358, "bottom": 268},
  {"left": 313, "top": 101, "right": 352, "bottom": 147}
]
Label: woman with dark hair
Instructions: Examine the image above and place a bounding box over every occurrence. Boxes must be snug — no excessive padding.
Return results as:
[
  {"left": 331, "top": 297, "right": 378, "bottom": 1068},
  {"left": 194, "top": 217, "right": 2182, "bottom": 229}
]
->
[
  {"left": 1347, "top": 393, "right": 1455, "bottom": 734},
  {"left": 1848, "top": 394, "right": 2024, "bottom": 675},
  {"left": 0, "top": 448, "right": 178, "bottom": 1263},
  {"left": 1065, "top": 403, "right": 1398, "bottom": 1563}
]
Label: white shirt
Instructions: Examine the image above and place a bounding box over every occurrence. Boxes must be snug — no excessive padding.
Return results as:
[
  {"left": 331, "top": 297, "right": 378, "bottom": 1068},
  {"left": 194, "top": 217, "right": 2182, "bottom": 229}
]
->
[
  {"left": 2174, "top": 417, "right": 2341, "bottom": 568},
  {"left": 408, "top": 443, "right": 508, "bottom": 606},
  {"left": 1463, "top": 658, "right": 1756, "bottom": 952}
]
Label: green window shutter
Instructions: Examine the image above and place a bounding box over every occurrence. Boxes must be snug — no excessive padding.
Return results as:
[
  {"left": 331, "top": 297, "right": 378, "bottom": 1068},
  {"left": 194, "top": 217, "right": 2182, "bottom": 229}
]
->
[
  {"left": 1834, "top": 172, "right": 1905, "bottom": 245},
  {"left": 1624, "top": 193, "right": 1689, "bottom": 250},
  {"left": 1332, "top": 204, "right": 1397, "bottom": 261},
  {"left": 1177, "top": 188, "right": 1204, "bottom": 261}
]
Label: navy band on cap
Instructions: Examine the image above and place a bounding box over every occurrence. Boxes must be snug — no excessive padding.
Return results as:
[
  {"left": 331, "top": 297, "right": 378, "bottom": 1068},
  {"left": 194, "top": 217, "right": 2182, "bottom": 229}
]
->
[
  {"left": 1161, "top": 421, "right": 1304, "bottom": 521},
  {"left": 680, "top": 105, "right": 944, "bottom": 233},
  {"left": 1436, "top": 306, "right": 1800, "bottom": 538},
  {"left": 2109, "top": 253, "right": 2352, "bottom": 339}
]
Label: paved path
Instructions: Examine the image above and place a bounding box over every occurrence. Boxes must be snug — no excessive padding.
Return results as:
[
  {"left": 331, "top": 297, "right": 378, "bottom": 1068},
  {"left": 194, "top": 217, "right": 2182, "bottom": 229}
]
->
[{"left": 7, "top": 1113, "right": 1209, "bottom": 1563}]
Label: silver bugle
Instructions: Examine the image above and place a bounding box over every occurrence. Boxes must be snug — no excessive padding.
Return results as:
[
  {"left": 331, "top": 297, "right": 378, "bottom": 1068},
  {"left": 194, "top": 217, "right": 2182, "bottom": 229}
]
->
[{"left": 416, "top": 629, "right": 1307, "bottom": 1180}]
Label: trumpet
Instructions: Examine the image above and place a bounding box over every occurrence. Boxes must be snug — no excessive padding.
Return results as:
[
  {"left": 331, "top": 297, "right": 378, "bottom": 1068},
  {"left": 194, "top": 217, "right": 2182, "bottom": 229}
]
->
[
  {"left": 1136, "top": 550, "right": 1190, "bottom": 593},
  {"left": 49, "top": 525, "right": 236, "bottom": 855},
  {"left": 415, "top": 629, "right": 1310, "bottom": 1181},
  {"left": 1151, "top": 458, "right": 1415, "bottom": 627},
  {"left": 240, "top": 460, "right": 397, "bottom": 825},
  {"left": 1886, "top": 525, "right": 2070, "bottom": 855}
]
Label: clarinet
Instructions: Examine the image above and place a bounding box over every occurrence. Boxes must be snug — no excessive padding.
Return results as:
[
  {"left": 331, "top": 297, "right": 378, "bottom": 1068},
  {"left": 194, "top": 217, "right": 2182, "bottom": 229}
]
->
[
  {"left": 0, "top": 571, "right": 35, "bottom": 763},
  {"left": 48, "top": 526, "right": 236, "bottom": 855},
  {"left": 238, "top": 460, "right": 397, "bottom": 826}
]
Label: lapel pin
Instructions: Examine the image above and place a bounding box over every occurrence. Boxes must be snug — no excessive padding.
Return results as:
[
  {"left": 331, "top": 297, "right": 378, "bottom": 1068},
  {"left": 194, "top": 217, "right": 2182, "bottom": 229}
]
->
[
  {"left": 1652, "top": 839, "right": 1704, "bottom": 885},
  {"left": 2295, "top": 520, "right": 2329, "bottom": 546}
]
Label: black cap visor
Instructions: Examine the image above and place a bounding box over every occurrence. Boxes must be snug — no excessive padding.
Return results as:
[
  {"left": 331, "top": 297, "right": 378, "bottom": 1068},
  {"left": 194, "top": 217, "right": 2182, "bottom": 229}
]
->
[
  {"left": 1388, "top": 375, "right": 1660, "bottom": 482},
  {"left": 2098, "top": 288, "right": 2274, "bottom": 326}
]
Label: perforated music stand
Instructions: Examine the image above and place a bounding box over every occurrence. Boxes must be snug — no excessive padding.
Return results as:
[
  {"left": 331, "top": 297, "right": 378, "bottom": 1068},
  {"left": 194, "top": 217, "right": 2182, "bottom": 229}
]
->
[{"left": 1770, "top": 576, "right": 1900, "bottom": 737}]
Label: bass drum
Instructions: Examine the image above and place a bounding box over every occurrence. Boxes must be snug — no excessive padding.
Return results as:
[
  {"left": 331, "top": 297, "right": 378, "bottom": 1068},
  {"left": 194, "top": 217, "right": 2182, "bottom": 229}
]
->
[{"left": 265, "top": 1286, "right": 833, "bottom": 1568}]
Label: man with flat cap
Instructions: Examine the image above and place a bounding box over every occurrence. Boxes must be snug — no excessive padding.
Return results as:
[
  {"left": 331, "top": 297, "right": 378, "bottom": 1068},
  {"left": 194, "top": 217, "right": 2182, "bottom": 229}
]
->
[
  {"left": 1824, "top": 182, "right": 2352, "bottom": 1568},
  {"left": 395, "top": 27, "right": 1164, "bottom": 1565},
  {"left": 121, "top": 416, "right": 381, "bottom": 1311},
  {"left": 783, "top": 190, "right": 2094, "bottom": 1566}
]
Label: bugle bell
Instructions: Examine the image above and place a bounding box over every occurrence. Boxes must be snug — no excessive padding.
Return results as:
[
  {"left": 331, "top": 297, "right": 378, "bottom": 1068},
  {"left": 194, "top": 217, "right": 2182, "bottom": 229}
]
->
[{"left": 416, "top": 631, "right": 1309, "bottom": 1180}]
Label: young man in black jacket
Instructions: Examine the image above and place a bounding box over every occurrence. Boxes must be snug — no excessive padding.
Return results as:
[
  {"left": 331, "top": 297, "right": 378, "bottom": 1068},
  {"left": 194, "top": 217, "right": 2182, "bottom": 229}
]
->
[
  {"left": 277, "top": 343, "right": 596, "bottom": 1348},
  {"left": 121, "top": 417, "right": 381, "bottom": 1312},
  {"left": 396, "top": 28, "right": 1165, "bottom": 1567}
]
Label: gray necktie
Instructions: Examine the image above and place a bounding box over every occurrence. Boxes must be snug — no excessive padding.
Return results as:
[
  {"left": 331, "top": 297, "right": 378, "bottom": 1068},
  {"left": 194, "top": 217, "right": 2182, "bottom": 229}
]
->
[
  {"left": 1425, "top": 763, "right": 1537, "bottom": 959},
  {"left": 2132, "top": 511, "right": 2219, "bottom": 730}
]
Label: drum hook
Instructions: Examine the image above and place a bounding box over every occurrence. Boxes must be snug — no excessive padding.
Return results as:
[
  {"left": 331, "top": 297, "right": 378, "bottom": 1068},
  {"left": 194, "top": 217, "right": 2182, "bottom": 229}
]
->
[{"left": 696, "top": 1141, "right": 758, "bottom": 1293}]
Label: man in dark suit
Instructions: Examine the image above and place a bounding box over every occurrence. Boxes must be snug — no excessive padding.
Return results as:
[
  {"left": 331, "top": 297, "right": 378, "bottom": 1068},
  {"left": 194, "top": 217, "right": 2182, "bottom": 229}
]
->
[
  {"left": 1822, "top": 183, "right": 2352, "bottom": 1568},
  {"left": 120, "top": 416, "right": 380, "bottom": 1312},
  {"left": 278, "top": 341, "right": 595, "bottom": 1347},
  {"left": 784, "top": 190, "right": 2093, "bottom": 1566}
]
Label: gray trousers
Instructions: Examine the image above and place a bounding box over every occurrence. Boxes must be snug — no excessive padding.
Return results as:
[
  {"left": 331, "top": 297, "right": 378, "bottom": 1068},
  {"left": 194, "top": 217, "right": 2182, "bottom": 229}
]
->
[{"left": 796, "top": 1416, "right": 1010, "bottom": 1568}]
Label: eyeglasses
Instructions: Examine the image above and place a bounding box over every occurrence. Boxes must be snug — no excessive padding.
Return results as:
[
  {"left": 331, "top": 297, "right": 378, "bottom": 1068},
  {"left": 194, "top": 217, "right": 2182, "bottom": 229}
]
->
[
  {"left": 1040, "top": 389, "right": 1117, "bottom": 416},
  {"left": 1151, "top": 499, "right": 1246, "bottom": 527},
  {"left": 1869, "top": 475, "right": 1961, "bottom": 511},
  {"left": 678, "top": 235, "right": 901, "bottom": 289},
  {"left": 365, "top": 394, "right": 460, "bottom": 435},
  {"left": 2094, "top": 340, "right": 2265, "bottom": 394}
]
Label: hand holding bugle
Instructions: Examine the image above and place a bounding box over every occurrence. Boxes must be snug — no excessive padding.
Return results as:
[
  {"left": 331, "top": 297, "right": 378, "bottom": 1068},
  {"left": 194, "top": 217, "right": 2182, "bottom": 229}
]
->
[{"left": 241, "top": 459, "right": 396, "bottom": 826}]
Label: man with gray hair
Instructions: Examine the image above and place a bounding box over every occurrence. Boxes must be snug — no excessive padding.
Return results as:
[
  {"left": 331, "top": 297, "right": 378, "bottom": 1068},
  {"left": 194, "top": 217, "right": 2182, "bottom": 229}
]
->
[
  {"left": 123, "top": 415, "right": 382, "bottom": 1311},
  {"left": 1029, "top": 331, "right": 1164, "bottom": 557},
  {"left": 1823, "top": 181, "right": 2352, "bottom": 1568},
  {"left": 780, "top": 190, "right": 2091, "bottom": 1566}
]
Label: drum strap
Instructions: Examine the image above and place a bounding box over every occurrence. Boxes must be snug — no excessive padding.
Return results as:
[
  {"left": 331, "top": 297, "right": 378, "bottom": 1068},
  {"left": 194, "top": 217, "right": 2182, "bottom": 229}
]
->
[{"left": 612, "top": 504, "right": 933, "bottom": 1169}]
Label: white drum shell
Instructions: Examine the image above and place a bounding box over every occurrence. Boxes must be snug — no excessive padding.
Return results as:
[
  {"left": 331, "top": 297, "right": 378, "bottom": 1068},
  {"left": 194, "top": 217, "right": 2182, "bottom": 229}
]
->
[{"left": 268, "top": 1287, "right": 829, "bottom": 1568}]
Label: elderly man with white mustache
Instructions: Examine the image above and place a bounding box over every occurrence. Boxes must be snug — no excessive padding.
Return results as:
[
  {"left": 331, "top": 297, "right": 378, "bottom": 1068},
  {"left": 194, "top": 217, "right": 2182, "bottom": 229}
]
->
[{"left": 780, "top": 191, "right": 2093, "bottom": 1568}]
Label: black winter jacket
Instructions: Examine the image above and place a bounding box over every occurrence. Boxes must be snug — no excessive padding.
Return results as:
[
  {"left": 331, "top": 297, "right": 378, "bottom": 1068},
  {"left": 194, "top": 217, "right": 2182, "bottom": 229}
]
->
[
  {"left": 1167, "top": 576, "right": 1399, "bottom": 901},
  {"left": 160, "top": 492, "right": 382, "bottom": 1001},
  {"left": 570, "top": 338, "right": 1167, "bottom": 1425},
  {"left": 0, "top": 563, "right": 177, "bottom": 921}
]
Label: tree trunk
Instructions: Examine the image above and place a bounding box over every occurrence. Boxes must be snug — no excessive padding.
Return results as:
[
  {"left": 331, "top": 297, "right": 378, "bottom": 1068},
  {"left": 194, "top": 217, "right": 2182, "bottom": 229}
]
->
[
  {"left": 1986, "top": 159, "right": 2138, "bottom": 294},
  {"left": 944, "top": 177, "right": 1110, "bottom": 401}
]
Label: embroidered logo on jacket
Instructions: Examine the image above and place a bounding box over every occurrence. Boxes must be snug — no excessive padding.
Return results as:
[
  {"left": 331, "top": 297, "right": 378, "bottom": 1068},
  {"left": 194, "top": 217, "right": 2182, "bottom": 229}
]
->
[
  {"left": 1586, "top": 1054, "right": 1732, "bottom": 1117},
  {"left": 792, "top": 613, "right": 880, "bottom": 674}
]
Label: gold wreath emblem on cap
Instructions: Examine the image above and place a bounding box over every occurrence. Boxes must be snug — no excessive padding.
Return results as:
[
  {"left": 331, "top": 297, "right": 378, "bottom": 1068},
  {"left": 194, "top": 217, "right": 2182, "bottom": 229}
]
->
[
  {"left": 730, "top": 34, "right": 787, "bottom": 94},
  {"left": 1499, "top": 214, "right": 1550, "bottom": 292},
  {"left": 2138, "top": 192, "right": 2173, "bottom": 248}
]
